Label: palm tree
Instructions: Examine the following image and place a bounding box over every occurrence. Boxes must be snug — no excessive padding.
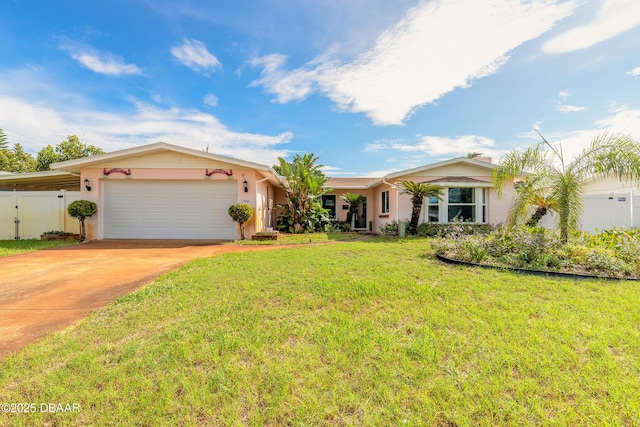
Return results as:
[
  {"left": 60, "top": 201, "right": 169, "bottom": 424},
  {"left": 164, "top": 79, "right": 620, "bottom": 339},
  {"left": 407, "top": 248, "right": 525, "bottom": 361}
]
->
[
  {"left": 340, "top": 193, "right": 364, "bottom": 227},
  {"left": 507, "top": 175, "right": 559, "bottom": 227},
  {"left": 492, "top": 131, "right": 640, "bottom": 242},
  {"left": 398, "top": 180, "right": 444, "bottom": 235},
  {"left": 274, "top": 153, "right": 330, "bottom": 233}
]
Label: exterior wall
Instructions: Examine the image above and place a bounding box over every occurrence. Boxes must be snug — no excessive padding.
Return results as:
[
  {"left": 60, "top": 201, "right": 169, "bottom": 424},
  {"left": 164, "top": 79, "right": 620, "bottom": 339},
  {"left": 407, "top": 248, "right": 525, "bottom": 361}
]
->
[
  {"left": 389, "top": 174, "right": 500, "bottom": 225},
  {"left": 488, "top": 184, "right": 514, "bottom": 225},
  {"left": 79, "top": 153, "right": 266, "bottom": 240},
  {"left": 324, "top": 189, "right": 375, "bottom": 230},
  {"left": 0, "top": 190, "right": 80, "bottom": 239},
  {"left": 372, "top": 183, "right": 398, "bottom": 233}
]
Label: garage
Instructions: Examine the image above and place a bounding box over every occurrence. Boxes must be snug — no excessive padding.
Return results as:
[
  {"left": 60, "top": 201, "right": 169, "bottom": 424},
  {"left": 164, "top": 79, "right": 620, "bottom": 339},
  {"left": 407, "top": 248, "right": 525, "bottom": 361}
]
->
[{"left": 103, "top": 180, "right": 238, "bottom": 239}]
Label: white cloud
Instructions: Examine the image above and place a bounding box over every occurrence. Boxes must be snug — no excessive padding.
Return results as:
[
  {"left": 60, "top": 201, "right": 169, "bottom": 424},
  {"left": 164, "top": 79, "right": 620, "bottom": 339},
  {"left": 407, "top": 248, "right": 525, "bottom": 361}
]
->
[
  {"left": 250, "top": 54, "right": 319, "bottom": 103},
  {"left": 171, "top": 39, "right": 222, "bottom": 75},
  {"left": 63, "top": 45, "right": 142, "bottom": 76},
  {"left": 557, "top": 104, "right": 586, "bottom": 112},
  {"left": 203, "top": 93, "right": 218, "bottom": 107},
  {"left": 526, "top": 104, "right": 640, "bottom": 164},
  {"left": 365, "top": 134, "right": 504, "bottom": 160},
  {"left": 251, "top": 0, "right": 577, "bottom": 125},
  {"left": 542, "top": 0, "right": 640, "bottom": 54},
  {"left": 0, "top": 94, "right": 293, "bottom": 165},
  {"left": 627, "top": 66, "right": 640, "bottom": 78},
  {"left": 556, "top": 89, "right": 586, "bottom": 112}
]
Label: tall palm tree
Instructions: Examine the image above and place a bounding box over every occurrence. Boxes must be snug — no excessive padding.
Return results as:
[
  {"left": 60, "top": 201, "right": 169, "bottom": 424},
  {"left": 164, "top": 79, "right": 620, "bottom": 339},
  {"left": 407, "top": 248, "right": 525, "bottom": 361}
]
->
[
  {"left": 340, "top": 193, "right": 364, "bottom": 227},
  {"left": 492, "top": 131, "right": 640, "bottom": 242},
  {"left": 398, "top": 180, "right": 444, "bottom": 235}
]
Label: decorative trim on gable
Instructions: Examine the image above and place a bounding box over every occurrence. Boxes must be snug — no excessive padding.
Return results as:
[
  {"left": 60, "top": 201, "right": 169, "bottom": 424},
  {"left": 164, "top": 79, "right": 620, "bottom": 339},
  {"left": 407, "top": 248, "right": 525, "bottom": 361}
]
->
[
  {"left": 205, "top": 168, "right": 233, "bottom": 177},
  {"left": 103, "top": 168, "right": 132, "bottom": 177}
]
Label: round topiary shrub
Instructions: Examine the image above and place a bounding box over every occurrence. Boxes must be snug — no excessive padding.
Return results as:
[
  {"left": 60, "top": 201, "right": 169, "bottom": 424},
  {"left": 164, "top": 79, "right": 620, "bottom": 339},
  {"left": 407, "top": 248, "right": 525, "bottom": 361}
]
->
[
  {"left": 228, "top": 203, "right": 254, "bottom": 240},
  {"left": 67, "top": 200, "right": 97, "bottom": 242}
]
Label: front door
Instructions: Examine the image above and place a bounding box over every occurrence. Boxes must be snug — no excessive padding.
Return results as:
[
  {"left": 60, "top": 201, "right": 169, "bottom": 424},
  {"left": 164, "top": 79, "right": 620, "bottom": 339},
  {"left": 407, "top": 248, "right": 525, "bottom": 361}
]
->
[{"left": 353, "top": 196, "right": 367, "bottom": 230}]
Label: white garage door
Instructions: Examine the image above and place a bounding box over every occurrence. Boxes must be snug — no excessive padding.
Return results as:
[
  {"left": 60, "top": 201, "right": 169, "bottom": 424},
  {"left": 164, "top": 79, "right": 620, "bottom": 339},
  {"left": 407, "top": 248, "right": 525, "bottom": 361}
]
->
[{"left": 103, "top": 180, "right": 238, "bottom": 239}]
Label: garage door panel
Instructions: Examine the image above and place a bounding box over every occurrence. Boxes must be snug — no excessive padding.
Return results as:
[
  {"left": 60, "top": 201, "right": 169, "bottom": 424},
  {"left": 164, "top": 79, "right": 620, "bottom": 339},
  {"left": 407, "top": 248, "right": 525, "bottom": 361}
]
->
[{"left": 103, "top": 180, "right": 238, "bottom": 239}]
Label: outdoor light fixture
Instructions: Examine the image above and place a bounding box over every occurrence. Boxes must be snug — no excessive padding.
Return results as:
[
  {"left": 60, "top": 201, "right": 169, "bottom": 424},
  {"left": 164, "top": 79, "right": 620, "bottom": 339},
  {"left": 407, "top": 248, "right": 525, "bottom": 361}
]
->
[
  {"left": 243, "top": 179, "right": 249, "bottom": 193},
  {"left": 84, "top": 178, "right": 92, "bottom": 191}
]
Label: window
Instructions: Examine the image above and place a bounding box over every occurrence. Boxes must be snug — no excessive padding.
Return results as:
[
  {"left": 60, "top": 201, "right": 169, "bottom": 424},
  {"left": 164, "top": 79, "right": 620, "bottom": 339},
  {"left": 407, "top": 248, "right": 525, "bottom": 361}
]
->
[
  {"left": 447, "top": 188, "right": 475, "bottom": 222},
  {"left": 427, "top": 195, "right": 439, "bottom": 222},
  {"left": 381, "top": 190, "right": 389, "bottom": 214},
  {"left": 322, "top": 195, "right": 336, "bottom": 218}
]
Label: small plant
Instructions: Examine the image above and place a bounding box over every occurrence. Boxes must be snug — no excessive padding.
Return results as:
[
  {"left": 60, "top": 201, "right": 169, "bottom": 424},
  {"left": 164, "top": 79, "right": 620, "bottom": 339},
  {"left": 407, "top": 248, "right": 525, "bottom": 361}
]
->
[
  {"left": 380, "top": 220, "right": 399, "bottom": 236},
  {"left": 228, "top": 204, "right": 254, "bottom": 240},
  {"left": 43, "top": 230, "right": 76, "bottom": 235},
  {"left": 67, "top": 200, "right": 97, "bottom": 242}
]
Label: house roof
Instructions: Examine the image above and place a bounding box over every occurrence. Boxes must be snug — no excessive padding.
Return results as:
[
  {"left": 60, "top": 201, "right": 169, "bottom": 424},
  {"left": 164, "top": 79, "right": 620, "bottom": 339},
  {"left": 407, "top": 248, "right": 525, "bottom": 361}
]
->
[
  {"left": 51, "top": 142, "right": 275, "bottom": 176},
  {"left": 421, "top": 176, "right": 493, "bottom": 187},
  {"left": 0, "top": 170, "right": 80, "bottom": 191},
  {"left": 325, "top": 177, "right": 381, "bottom": 189},
  {"left": 384, "top": 156, "right": 497, "bottom": 179}
]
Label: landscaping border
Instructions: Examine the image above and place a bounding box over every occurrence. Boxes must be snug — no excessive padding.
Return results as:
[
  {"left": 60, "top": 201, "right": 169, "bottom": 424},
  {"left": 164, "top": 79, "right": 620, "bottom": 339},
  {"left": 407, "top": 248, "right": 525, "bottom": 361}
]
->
[{"left": 435, "top": 253, "right": 640, "bottom": 281}]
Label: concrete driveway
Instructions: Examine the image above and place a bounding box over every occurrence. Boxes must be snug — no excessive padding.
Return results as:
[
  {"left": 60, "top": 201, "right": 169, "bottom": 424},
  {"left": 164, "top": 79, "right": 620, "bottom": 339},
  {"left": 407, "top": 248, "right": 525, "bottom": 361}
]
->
[{"left": 0, "top": 240, "right": 279, "bottom": 358}]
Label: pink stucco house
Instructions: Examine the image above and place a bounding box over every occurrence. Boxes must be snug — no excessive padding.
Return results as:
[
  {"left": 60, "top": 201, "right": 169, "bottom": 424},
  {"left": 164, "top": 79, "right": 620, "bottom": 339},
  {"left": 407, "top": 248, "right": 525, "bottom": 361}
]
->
[
  {"left": 321, "top": 156, "right": 515, "bottom": 233},
  {"left": 0, "top": 143, "right": 516, "bottom": 240}
]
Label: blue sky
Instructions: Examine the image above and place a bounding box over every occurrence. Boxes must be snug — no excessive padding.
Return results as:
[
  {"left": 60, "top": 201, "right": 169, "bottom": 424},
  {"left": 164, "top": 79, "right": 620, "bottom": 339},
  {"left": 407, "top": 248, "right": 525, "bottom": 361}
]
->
[{"left": 1, "top": 0, "right": 639, "bottom": 176}]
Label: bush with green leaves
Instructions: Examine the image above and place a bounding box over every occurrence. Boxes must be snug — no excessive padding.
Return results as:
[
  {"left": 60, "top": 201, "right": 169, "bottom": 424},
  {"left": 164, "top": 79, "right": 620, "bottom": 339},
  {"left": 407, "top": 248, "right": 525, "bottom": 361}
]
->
[
  {"left": 228, "top": 204, "right": 254, "bottom": 240},
  {"left": 417, "top": 221, "right": 492, "bottom": 237},
  {"left": 433, "top": 225, "right": 640, "bottom": 278},
  {"left": 379, "top": 220, "right": 399, "bottom": 236}
]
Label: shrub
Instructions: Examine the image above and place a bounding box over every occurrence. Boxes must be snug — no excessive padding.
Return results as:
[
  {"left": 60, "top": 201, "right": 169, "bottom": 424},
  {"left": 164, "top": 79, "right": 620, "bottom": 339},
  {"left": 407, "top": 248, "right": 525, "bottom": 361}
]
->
[
  {"left": 67, "top": 200, "right": 97, "bottom": 242},
  {"left": 228, "top": 204, "right": 254, "bottom": 240},
  {"left": 434, "top": 225, "right": 640, "bottom": 277},
  {"left": 380, "top": 220, "right": 399, "bottom": 236},
  {"left": 419, "top": 220, "right": 493, "bottom": 238}
]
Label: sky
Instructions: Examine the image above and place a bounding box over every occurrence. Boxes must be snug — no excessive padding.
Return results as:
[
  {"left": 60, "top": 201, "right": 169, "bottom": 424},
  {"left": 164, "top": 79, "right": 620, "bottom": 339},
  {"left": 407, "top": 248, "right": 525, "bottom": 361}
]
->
[{"left": 1, "top": 0, "right": 639, "bottom": 176}]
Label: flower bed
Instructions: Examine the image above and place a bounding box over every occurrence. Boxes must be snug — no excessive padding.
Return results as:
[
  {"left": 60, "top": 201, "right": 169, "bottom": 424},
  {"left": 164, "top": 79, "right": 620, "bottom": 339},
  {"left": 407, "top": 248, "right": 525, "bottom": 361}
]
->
[
  {"left": 432, "top": 225, "right": 640, "bottom": 279},
  {"left": 40, "top": 231, "right": 80, "bottom": 241}
]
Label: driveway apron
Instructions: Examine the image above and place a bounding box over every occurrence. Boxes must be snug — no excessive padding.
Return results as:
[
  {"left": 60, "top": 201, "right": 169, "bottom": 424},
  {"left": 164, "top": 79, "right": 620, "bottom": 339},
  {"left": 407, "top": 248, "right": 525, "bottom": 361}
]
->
[{"left": 0, "top": 240, "right": 280, "bottom": 358}]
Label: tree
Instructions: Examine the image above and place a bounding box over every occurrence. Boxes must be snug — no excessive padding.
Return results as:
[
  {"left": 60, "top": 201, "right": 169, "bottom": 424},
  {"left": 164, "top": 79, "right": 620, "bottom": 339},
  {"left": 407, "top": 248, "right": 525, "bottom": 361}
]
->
[
  {"left": 0, "top": 128, "right": 8, "bottom": 151},
  {"left": 340, "top": 193, "right": 364, "bottom": 226},
  {"left": 0, "top": 144, "right": 37, "bottom": 172},
  {"left": 274, "top": 153, "right": 331, "bottom": 233},
  {"left": 228, "top": 204, "right": 254, "bottom": 240},
  {"left": 507, "top": 175, "right": 559, "bottom": 227},
  {"left": 36, "top": 135, "right": 105, "bottom": 171},
  {"left": 67, "top": 200, "right": 97, "bottom": 242},
  {"left": 492, "top": 131, "right": 640, "bottom": 242},
  {"left": 398, "top": 180, "right": 444, "bottom": 235}
]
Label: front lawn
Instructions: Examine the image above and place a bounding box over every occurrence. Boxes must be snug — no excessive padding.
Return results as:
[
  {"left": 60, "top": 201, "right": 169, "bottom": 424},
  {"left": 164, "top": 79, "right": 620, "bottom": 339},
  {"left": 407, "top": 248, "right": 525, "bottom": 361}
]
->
[
  {"left": 1, "top": 238, "right": 639, "bottom": 425},
  {"left": 0, "top": 239, "right": 77, "bottom": 257}
]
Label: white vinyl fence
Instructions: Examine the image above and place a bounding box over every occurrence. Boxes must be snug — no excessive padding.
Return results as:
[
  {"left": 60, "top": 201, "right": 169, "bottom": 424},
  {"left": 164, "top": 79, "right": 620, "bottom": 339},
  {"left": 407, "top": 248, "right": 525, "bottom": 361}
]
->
[
  {"left": 538, "top": 192, "right": 640, "bottom": 233},
  {"left": 0, "top": 190, "right": 81, "bottom": 240}
]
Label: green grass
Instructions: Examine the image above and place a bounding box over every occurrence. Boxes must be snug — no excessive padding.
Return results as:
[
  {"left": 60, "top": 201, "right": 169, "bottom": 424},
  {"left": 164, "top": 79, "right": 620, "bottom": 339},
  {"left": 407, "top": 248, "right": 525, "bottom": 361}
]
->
[
  {"left": 236, "top": 232, "right": 364, "bottom": 245},
  {"left": 1, "top": 238, "right": 639, "bottom": 426},
  {"left": 0, "top": 239, "right": 77, "bottom": 257}
]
